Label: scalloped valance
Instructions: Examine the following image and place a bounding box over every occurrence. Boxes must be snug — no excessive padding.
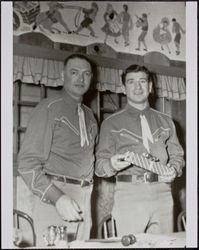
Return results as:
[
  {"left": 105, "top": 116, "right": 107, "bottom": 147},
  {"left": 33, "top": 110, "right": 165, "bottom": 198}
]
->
[{"left": 13, "top": 55, "right": 186, "bottom": 100}]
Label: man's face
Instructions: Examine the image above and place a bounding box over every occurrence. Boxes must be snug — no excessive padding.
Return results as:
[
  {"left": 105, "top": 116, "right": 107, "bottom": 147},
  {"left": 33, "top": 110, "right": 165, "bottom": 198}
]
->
[
  {"left": 123, "top": 71, "right": 152, "bottom": 105},
  {"left": 64, "top": 58, "right": 92, "bottom": 100}
]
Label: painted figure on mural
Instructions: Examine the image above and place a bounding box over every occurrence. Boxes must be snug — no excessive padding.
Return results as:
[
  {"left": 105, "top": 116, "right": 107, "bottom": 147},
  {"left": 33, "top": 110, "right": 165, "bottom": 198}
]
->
[
  {"left": 135, "top": 13, "right": 149, "bottom": 51},
  {"left": 171, "top": 18, "right": 185, "bottom": 55},
  {"left": 73, "top": 2, "right": 99, "bottom": 37},
  {"left": 33, "top": 2, "right": 72, "bottom": 34},
  {"left": 118, "top": 4, "right": 133, "bottom": 47},
  {"left": 14, "top": 1, "right": 40, "bottom": 25},
  {"left": 13, "top": 1, "right": 40, "bottom": 29},
  {"left": 153, "top": 17, "right": 172, "bottom": 54},
  {"left": 101, "top": 3, "right": 121, "bottom": 44}
]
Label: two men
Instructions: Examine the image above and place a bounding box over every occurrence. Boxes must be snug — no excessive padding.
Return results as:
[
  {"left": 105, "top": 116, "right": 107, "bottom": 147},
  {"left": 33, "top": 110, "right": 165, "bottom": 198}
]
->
[
  {"left": 18, "top": 53, "right": 184, "bottom": 244},
  {"left": 18, "top": 54, "right": 98, "bottom": 246},
  {"left": 95, "top": 64, "right": 184, "bottom": 235}
]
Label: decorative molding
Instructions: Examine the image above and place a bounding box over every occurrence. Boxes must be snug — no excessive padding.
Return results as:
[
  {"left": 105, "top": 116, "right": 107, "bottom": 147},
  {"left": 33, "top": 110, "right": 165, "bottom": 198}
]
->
[
  {"left": 87, "top": 43, "right": 117, "bottom": 58},
  {"left": 144, "top": 51, "right": 170, "bottom": 66},
  {"left": 13, "top": 34, "right": 186, "bottom": 77}
]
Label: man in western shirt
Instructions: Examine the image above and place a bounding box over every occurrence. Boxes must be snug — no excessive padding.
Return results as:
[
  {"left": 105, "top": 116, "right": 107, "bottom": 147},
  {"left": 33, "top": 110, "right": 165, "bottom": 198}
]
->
[
  {"left": 95, "top": 64, "right": 184, "bottom": 235},
  {"left": 18, "top": 54, "right": 98, "bottom": 246}
]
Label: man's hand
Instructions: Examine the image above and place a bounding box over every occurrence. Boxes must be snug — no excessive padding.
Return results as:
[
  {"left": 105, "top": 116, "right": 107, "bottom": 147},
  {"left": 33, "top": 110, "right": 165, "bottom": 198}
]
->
[
  {"left": 55, "top": 195, "right": 83, "bottom": 222},
  {"left": 158, "top": 165, "right": 177, "bottom": 183},
  {"left": 149, "top": 140, "right": 168, "bottom": 165},
  {"left": 111, "top": 154, "right": 131, "bottom": 171}
]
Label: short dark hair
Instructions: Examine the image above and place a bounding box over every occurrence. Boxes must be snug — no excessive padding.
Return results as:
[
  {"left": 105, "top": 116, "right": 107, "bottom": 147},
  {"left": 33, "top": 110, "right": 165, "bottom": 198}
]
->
[
  {"left": 121, "top": 64, "right": 152, "bottom": 85},
  {"left": 123, "top": 4, "right": 128, "bottom": 11},
  {"left": 63, "top": 54, "right": 93, "bottom": 70}
]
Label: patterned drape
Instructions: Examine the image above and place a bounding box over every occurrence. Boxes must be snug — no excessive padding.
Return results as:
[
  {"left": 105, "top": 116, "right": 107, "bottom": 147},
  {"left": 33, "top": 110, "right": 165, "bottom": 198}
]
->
[{"left": 13, "top": 55, "right": 186, "bottom": 100}]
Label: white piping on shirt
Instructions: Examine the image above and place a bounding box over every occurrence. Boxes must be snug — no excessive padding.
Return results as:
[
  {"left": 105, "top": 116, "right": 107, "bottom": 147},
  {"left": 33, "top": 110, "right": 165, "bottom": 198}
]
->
[
  {"left": 152, "top": 127, "right": 171, "bottom": 136},
  {"left": 111, "top": 128, "right": 142, "bottom": 140},
  {"left": 41, "top": 183, "right": 53, "bottom": 201},
  {"left": 18, "top": 169, "right": 44, "bottom": 195},
  {"left": 55, "top": 116, "right": 80, "bottom": 136},
  {"left": 104, "top": 109, "right": 126, "bottom": 121},
  {"left": 47, "top": 98, "right": 63, "bottom": 108}
]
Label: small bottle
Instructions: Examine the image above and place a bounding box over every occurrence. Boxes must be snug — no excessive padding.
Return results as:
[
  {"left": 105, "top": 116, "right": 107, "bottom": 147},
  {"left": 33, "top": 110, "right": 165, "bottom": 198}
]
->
[
  {"left": 56, "top": 226, "right": 68, "bottom": 248},
  {"left": 47, "top": 225, "right": 57, "bottom": 246}
]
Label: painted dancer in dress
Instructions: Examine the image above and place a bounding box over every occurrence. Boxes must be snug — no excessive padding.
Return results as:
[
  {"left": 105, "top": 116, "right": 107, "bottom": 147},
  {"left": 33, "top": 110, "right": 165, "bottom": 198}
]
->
[
  {"left": 101, "top": 3, "right": 121, "bottom": 44},
  {"left": 153, "top": 17, "right": 172, "bottom": 54}
]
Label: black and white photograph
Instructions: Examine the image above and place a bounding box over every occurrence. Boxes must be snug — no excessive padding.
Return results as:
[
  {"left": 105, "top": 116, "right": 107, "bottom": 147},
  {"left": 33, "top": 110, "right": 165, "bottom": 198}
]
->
[{"left": 1, "top": 1, "right": 198, "bottom": 248}]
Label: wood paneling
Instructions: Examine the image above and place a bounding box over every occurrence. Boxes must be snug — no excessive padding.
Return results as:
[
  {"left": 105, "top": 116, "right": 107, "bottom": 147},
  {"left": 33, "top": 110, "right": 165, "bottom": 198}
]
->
[{"left": 13, "top": 43, "right": 186, "bottom": 77}]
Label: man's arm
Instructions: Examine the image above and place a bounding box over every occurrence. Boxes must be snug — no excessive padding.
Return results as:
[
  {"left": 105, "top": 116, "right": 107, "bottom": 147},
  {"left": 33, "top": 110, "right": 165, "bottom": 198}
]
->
[
  {"left": 18, "top": 102, "right": 64, "bottom": 205},
  {"left": 166, "top": 119, "right": 185, "bottom": 177},
  {"left": 95, "top": 120, "right": 130, "bottom": 177}
]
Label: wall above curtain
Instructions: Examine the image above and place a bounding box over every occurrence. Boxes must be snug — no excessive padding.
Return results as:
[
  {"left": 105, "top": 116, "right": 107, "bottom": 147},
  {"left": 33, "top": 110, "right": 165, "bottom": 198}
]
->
[{"left": 13, "top": 1, "right": 186, "bottom": 61}]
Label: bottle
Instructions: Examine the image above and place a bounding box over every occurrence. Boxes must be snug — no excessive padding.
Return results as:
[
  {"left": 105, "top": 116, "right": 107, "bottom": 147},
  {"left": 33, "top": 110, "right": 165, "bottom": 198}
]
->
[
  {"left": 56, "top": 226, "right": 69, "bottom": 248},
  {"left": 47, "top": 225, "right": 57, "bottom": 246}
]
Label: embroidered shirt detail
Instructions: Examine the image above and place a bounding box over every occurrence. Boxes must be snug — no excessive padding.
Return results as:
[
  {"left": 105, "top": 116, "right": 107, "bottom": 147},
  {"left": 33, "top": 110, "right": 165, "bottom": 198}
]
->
[
  {"left": 47, "top": 98, "right": 63, "bottom": 108},
  {"left": 111, "top": 128, "right": 142, "bottom": 140}
]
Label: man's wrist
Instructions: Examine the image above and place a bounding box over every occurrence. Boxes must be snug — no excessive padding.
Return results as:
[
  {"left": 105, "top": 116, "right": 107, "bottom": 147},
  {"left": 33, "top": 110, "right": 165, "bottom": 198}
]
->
[
  {"left": 168, "top": 163, "right": 182, "bottom": 177},
  {"left": 41, "top": 184, "right": 64, "bottom": 205}
]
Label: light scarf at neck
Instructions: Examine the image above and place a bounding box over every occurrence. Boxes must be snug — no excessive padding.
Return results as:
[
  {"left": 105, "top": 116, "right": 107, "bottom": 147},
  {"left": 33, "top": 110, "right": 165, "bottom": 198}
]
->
[
  {"left": 140, "top": 114, "right": 153, "bottom": 152},
  {"left": 78, "top": 104, "right": 89, "bottom": 147}
]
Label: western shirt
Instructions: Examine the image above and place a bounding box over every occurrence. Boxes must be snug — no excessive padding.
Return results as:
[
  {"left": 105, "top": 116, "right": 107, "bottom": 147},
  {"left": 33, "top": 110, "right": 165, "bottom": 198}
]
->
[
  {"left": 95, "top": 103, "right": 184, "bottom": 178},
  {"left": 18, "top": 89, "right": 98, "bottom": 205}
]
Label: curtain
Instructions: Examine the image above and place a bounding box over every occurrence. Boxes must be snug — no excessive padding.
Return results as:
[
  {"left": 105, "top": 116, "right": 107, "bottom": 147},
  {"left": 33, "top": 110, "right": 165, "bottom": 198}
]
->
[
  {"left": 13, "top": 55, "right": 186, "bottom": 100},
  {"left": 13, "top": 55, "right": 64, "bottom": 86},
  {"left": 96, "top": 66, "right": 123, "bottom": 93},
  {"left": 155, "top": 75, "right": 186, "bottom": 100}
]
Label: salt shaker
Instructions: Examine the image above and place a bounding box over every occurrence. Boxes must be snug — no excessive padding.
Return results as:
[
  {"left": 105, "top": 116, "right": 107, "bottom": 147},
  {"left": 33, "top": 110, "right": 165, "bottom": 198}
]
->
[
  {"left": 56, "top": 226, "right": 68, "bottom": 248},
  {"left": 46, "top": 225, "right": 57, "bottom": 246}
]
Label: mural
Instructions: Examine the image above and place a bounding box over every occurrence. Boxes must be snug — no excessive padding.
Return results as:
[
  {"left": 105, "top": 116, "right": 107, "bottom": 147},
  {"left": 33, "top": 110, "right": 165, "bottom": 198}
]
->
[{"left": 13, "top": 1, "right": 186, "bottom": 61}]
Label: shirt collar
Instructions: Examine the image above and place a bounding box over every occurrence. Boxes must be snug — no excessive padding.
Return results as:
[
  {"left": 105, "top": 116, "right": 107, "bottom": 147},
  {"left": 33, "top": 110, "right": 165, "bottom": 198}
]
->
[
  {"left": 125, "top": 103, "right": 150, "bottom": 116},
  {"left": 61, "top": 89, "right": 82, "bottom": 112}
]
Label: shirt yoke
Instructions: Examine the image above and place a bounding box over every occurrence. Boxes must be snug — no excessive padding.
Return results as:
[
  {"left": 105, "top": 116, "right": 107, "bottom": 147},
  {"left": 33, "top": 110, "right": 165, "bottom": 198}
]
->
[
  {"left": 150, "top": 108, "right": 172, "bottom": 120},
  {"left": 104, "top": 109, "right": 126, "bottom": 122}
]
